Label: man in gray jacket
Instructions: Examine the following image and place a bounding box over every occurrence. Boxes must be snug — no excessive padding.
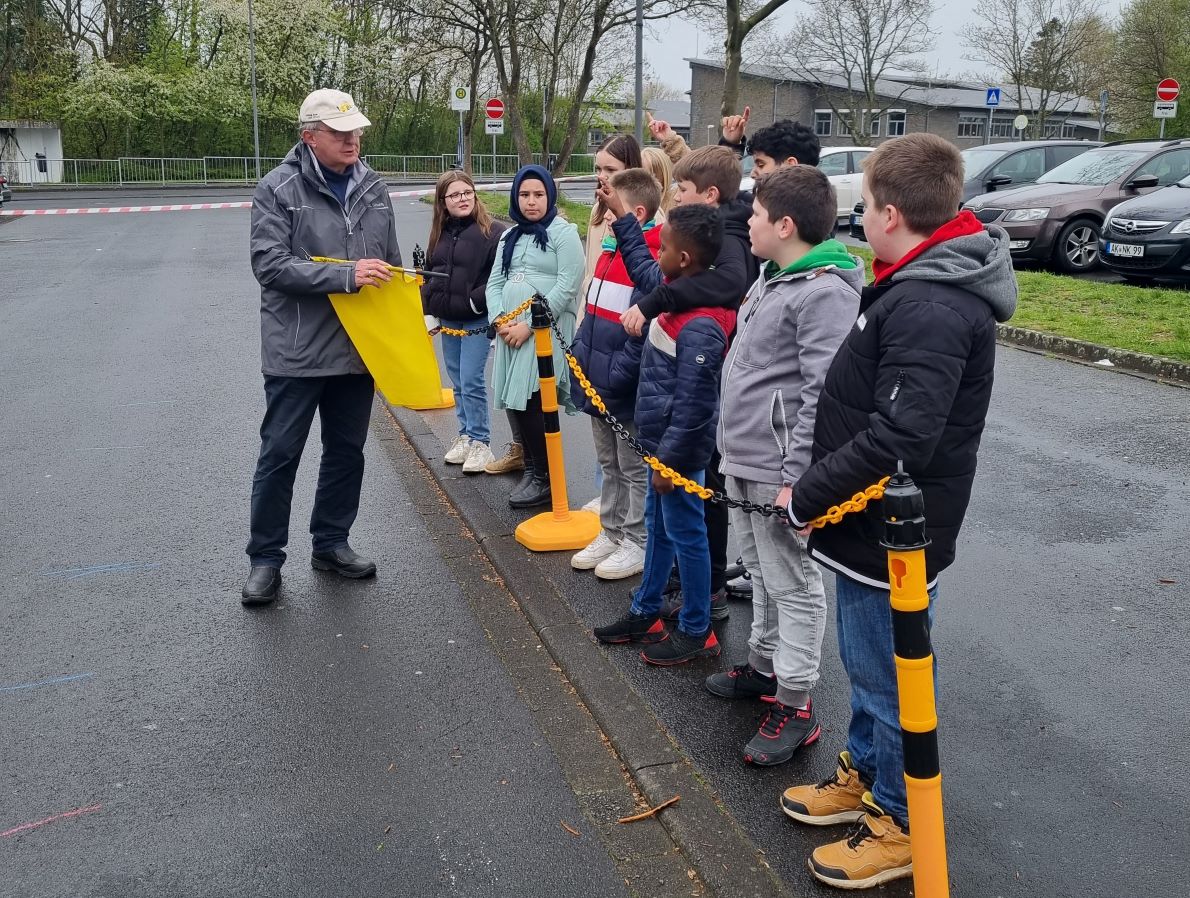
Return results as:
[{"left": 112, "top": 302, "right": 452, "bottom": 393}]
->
[{"left": 242, "top": 88, "right": 402, "bottom": 605}]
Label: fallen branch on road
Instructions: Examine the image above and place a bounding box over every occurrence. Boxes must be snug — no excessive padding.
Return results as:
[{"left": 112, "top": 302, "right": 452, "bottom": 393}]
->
[{"left": 617, "top": 795, "right": 680, "bottom": 823}]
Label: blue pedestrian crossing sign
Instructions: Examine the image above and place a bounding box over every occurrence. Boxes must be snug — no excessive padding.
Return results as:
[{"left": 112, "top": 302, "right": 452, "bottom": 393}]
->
[{"left": 986, "top": 87, "right": 1002, "bottom": 107}]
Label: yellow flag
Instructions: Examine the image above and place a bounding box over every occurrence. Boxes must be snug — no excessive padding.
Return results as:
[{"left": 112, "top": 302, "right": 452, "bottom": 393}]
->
[{"left": 329, "top": 272, "right": 449, "bottom": 409}]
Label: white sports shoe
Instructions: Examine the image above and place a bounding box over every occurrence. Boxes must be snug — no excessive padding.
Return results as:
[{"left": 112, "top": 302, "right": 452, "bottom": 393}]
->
[
  {"left": 595, "top": 541, "right": 646, "bottom": 580},
  {"left": 571, "top": 530, "right": 619, "bottom": 570},
  {"left": 462, "top": 441, "right": 495, "bottom": 474},
  {"left": 444, "top": 435, "right": 471, "bottom": 464},
  {"left": 582, "top": 496, "right": 602, "bottom": 515}
]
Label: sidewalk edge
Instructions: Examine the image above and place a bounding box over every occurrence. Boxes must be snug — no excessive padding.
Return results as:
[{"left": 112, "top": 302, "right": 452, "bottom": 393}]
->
[
  {"left": 385, "top": 403, "right": 795, "bottom": 898},
  {"left": 997, "top": 324, "right": 1190, "bottom": 386}
]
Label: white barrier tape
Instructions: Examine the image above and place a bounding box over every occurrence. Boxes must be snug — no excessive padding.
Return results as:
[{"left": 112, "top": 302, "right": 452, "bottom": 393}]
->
[{"left": 0, "top": 175, "right": 593, "bottom": 217}]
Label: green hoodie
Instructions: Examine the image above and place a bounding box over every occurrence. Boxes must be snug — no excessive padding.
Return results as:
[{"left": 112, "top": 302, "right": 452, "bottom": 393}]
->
[{"left": 764, "top": 238, "right": 859, "bottom": 279}]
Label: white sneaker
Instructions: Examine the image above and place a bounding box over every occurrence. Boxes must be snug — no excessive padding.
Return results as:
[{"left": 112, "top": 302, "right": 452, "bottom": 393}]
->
[
  {"left": 571, "top": 530, "right": 619, "bottom": 570},
  {"left": 444, "top": 435, "right": 471, "bottom": 464},
  {"left": 462, "top": 441, "right": 495, "bottom": 474},
  {"left": 582, "top": 496, "right": 602, "bottom": 515},
  {"left": 595, "top": 541, "right": 646, "bottom": 580}
]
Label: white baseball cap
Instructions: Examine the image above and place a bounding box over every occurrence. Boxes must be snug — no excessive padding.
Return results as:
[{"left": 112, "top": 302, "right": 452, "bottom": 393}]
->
[{"left": 299, "top": 89, "right": 371, "bottom": 131}]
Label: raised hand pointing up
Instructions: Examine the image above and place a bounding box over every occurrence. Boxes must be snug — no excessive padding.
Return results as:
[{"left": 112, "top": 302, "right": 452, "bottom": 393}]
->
[{"left": 721, "top": 105, "right": 751, "bottom": 145}]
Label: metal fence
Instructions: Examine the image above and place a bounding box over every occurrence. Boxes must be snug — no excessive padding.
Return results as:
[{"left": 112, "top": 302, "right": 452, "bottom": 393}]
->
[{"left": 1, "top": 153, "right": 597, "bottom": 187}]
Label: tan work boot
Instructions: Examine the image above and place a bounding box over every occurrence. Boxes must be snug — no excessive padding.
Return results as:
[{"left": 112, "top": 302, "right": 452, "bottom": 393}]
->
[
  {"left": 484, "top": 441, "right": 524, "bottom": 474},
  {"left": 808, "top": 792, "right": 912, "bottom": 889},
  {"left": 781, "top": 751, "right": 868, "bottom": 825}
]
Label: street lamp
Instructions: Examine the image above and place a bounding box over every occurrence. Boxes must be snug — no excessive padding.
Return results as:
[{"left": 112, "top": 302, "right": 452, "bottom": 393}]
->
[
  {"left": 706, "top": 124, "right": 714, "bottom": 146},
  {"left": 247, "top": 0, "right": 262, "bottom": 179},
  {"left": 634, "top": 0, "right": 643, "bottom": 142}
]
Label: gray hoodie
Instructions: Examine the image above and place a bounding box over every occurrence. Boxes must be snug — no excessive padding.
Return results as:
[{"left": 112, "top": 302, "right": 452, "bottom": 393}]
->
[
  {"left": 718, "top": 256, "right": 865, "bottom": 487},
  {"left": 249, "top": 143, "right": 402, "bottom": 377},
  {"left": 887, "top": 225, "right": 1017, "bottom": 322}
]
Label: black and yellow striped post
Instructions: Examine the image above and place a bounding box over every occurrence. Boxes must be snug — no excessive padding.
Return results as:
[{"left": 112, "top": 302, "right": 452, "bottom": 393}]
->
[
  {"left": 881, "top": 463, "right": 949, "bottom": 897},
  {"left": 514, "top": 296, "right": 600, "bottom": 552}
]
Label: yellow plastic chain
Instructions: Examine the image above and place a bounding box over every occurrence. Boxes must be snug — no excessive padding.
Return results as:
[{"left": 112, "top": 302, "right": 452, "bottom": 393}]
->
[
  {"left": 438, "top": 297, "right": 534, "bottom": 337},
  {"left": 564, "top": 353, "right": 889, "bottom": 530}
]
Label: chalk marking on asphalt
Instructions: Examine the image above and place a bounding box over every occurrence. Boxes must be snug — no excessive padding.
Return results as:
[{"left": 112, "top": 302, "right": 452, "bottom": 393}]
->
[
  {"left": 44, "top": 561, "right": 162, "bottom": 580},
  {"left": 0, "top": 672, "right": 95, "bottom": 694},
  {"left": 0, "top": 176, "right": 594, "bottom": 217},
  {"left": 1, "top": 804, "right": 103, "bottom": 838}
]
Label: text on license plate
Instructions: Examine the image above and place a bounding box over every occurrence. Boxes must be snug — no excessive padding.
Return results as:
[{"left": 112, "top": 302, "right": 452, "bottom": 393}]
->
[{"left": 1107, "top": 243, "right": 1144, "bottom": 258}]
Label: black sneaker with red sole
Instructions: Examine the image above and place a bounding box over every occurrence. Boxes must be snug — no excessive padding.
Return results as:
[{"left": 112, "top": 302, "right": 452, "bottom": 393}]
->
[
  {"left": 661, "top": 588, "right": 730, "bottom": 623},
  {"left": 641, "top": 628, "right": 721, "bottom": 666},
  {"left": 743, "top": 698, "right": 821, "bottom": 766},
  {"left": 704, "top": 662, "right": 778, "bottom": 700},
  {"left": 593, "top": 611, "right": 666, "bottom": 645}
]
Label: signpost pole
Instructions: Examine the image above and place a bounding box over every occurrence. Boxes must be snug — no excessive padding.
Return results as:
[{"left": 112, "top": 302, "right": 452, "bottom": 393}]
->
[{"left": 492, "top": 133, "right": 497, "bottom": 187}]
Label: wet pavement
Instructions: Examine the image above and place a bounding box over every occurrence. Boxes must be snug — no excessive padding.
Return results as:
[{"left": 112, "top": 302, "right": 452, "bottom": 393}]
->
[{"left": 0, "top": 202, "right": 642, "bottom": 897}]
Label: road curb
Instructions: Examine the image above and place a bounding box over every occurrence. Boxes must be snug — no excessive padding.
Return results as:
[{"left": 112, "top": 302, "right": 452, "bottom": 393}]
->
[
  {"left": 997, "top": 325, "right": 1190, "bottom": 386},
  {"left": 385, "top": 403, "right": 794, "bottom": 898}
]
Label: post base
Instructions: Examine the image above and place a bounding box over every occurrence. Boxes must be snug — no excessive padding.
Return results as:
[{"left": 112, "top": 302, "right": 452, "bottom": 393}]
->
[
  {"left": 515, "top": 509, "right": 601, "bottom": 552},
  {"left": 408, "top": 387, "right": 455, "bottom": 410}
]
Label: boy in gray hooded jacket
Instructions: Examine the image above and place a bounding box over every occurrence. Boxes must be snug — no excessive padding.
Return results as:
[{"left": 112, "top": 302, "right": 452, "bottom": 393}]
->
[{"left": 706, "top": 166, "right": 863, "bottom": 768}]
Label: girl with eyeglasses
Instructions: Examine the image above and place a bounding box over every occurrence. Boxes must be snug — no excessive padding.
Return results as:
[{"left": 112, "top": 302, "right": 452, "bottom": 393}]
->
[{"left": 422, "top": 170, "right": 506, "bottom": 473}]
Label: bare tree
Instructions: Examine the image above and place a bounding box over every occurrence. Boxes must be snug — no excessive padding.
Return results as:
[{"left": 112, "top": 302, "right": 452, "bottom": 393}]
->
[
  {"left": 722, "top": 0, "right": 794, "bottom": 116},
  {"left": 965, "top": 0, "right": 1104, "bottom": 139},
  {"left": 777, "top": 0, "right": 934, "bottom": 145}
]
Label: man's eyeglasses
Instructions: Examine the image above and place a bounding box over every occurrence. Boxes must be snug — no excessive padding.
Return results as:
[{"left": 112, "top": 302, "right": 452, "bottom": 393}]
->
[
  {"left": 315, "top": 127, "right": 364, "bottom": 142},
  {"left": 445, "top": 189, "right": 476, "bottom": 202}
]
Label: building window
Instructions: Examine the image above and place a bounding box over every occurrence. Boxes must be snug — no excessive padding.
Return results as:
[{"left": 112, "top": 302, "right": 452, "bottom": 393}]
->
[
  {"left": 814, "top": 110, "right": 833, "bottom": 137},
  {"left": 868, "top": 111, "right": 881, "bottom": 138},
  {"left": 887, "top": 110, "right": 906, "bottom": 136},
  {"left": 1041, "top": 120, "right": 1076, "bottom": 139},
  {"left": 989, "top": 117, "right": 1016, "bottom": 138},
  {"left": 588, "top": 129, "right": 604, "bottom": 148},
  {"left": 957, "top": 114, "right": 985, "bottom": 138}
]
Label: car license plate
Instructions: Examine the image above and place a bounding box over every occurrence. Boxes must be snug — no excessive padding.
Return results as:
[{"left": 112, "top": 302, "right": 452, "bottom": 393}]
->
[{"left": 1106, "top": 242, "right": 1144, "bottom": 258}]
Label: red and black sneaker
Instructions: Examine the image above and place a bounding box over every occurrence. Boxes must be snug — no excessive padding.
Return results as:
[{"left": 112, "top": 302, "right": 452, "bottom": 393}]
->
[
  {"left": 704, "top": 662, "right": 778, "bottom": 700},
  {"left": 593, "top": 612, "right": 666, "bottom": 645},
  {"left": 743, "top": 698, "right": 821, "bottom": 766},
  {"left": 641, "top": 628, "right": 721, "bottom": 666}
]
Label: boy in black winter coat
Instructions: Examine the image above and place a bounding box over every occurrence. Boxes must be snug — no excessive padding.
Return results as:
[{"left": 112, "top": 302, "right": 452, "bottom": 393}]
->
[
  {"left": 780, "top": 134, "right": 1017, "bottom": 890},
  {"left": 603, "top": 146, "right": 756, "bottom": 613},
  {"left": 593, "top": 206, "right": 736, "bottom": 666}
]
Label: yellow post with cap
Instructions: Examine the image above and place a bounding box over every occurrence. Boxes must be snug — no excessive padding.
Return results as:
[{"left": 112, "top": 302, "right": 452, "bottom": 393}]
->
[{"left": 514, "top": 296, "right": 600, "bottom": 552}]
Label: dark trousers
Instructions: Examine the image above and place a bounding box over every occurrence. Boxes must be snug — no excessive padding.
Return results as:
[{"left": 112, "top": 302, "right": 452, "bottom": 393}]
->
[
  {"left": 509, "top": 391, "right": 547, "bottom": 470},
  {"left": 246, "top": 373, "right": 374, "bottom": 567},
  {"left": 706, "top": 449, "right": 728, "bottom": 593}
]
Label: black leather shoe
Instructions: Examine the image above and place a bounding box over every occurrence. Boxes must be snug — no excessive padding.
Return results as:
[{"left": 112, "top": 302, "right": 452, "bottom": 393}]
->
[
  {"left": 242, "top": 565, "right": 281, "bottom": 606},
  {"left": 311, "top": 545, "right": 377, "bottom": 579},
  {"left": 508, "top": 462, "right": 538, "bottom": 505}
]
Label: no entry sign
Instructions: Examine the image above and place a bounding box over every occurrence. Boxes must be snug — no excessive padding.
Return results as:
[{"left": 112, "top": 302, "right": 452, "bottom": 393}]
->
[
  {"left": 485, "top": 98, "right": 505, "bottom": 120},
  {"left": 1157, "top": 79, "right": 1180, "bottom": 101}
]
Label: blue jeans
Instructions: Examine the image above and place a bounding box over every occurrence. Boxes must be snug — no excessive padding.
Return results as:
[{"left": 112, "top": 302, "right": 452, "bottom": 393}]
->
[
  {"left": 835, "top": 573, "right": 938, "bottom": 829},
  {"left": 630, "top": 472, "right": 710, "bottom": 638},
  {"left": 440, "top": 318, "right": 491, "bottom": 444}
]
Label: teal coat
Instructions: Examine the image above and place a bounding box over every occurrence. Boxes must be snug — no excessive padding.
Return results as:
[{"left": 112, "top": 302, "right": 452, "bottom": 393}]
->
[{"left": 486, "top": 217, "right": 585, "bottom": 412}]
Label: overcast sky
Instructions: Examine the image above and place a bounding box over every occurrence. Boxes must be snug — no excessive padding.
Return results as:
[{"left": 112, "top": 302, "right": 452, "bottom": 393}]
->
[{"left": 644, "top": 0, "right": 1129, "bottom": 95}]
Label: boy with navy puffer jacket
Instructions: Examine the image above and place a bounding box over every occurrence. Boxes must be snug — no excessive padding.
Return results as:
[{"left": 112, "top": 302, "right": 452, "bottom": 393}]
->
[{"left": 593, "top": 205, "right": 736, "bottom": 666}]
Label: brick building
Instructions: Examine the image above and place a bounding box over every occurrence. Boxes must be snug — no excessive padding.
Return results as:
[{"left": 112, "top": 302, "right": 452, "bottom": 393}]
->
[{"left": 687, "top": 59, "right": 1104, "bottom": 149}]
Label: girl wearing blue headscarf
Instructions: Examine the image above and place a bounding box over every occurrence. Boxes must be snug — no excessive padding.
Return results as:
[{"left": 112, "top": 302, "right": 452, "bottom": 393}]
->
[{"left": 486, "top": 165, "right": 585, "bottom": 509}]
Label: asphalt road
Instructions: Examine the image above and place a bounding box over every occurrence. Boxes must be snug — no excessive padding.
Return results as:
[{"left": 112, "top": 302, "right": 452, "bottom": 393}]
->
[
  {"left": 4, "top": 188, "right": 1188, "bottom": 898},
  {"left": 0, "top": 202, "right": 637, "bottom": 897}
]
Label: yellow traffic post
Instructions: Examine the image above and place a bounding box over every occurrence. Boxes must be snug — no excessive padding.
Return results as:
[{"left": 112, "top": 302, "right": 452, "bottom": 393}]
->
[
  {"left": 881, "top": 463, "right": 949, "bottom": 898},
  {"left": 515, "top": 296, "right": 600, "bottom": 552}
]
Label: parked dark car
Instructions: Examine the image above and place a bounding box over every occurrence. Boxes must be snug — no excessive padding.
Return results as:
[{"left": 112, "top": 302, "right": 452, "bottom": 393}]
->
[
  {"left": 0, "top": 173, "right": 11, "bottom": 206},
  {"left": 1098, "top": 176, "right": 1190, "bottom": 282},
  {"left": 848, "top": 139, "right": 1099, "bottom": 242},
  {"left": 964, "top": 138, "right": 1190, "bottom": 273}
]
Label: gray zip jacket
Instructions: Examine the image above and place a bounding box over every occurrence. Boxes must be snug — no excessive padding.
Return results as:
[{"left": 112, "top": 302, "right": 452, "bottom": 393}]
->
[
  {"left": 249, "top": 143, "right": 402, "bottom": 376},
  {"left": 718, "top": 259, "right": 864, "bottom": 486}
]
